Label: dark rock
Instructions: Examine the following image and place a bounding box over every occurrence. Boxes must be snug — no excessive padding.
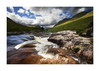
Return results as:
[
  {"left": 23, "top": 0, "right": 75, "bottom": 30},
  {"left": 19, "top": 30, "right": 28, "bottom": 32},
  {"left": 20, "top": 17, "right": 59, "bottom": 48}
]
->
[
  {"left": 47, "top": 48, "right": 59, "bottom": 54},
  {"left": 86, "top": 27, "right": 93, "bottom": 37},
  {"left": 23, "top": 43, "right": 36, "bottom": 48}
]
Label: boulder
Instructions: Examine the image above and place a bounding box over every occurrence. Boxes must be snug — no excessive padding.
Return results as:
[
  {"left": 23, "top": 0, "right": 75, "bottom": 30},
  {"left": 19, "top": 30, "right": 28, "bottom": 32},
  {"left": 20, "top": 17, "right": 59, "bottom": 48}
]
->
[{"left": 48, "top": 30, "right": 93, "bottom": 63}]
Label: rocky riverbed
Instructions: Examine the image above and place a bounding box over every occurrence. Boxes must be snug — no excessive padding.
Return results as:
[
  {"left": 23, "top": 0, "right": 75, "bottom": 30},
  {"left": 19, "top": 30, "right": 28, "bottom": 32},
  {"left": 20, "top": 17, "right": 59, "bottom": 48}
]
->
[{"left": 7, "top": 30, "right": 93, "bottom": 64}]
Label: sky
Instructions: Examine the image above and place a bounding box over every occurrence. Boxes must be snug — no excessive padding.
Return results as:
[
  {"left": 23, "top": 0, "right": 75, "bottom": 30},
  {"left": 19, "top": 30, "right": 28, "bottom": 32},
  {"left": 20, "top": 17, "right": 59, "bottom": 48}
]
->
[{"left": 7, "top": 7, "right": 93, "bottom": 28}]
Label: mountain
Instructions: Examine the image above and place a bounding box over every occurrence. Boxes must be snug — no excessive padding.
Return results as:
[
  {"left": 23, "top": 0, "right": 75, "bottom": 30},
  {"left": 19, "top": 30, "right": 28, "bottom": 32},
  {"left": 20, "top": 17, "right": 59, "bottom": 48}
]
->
[
  {"left": 54, "top": 11, "right": 89, "bottom": 27},
  {"left": 7, "top": 17, "right": 44, "bottom": 33},
  {"left": 48, "top": 11, "right": 93, "bottom": 35}
]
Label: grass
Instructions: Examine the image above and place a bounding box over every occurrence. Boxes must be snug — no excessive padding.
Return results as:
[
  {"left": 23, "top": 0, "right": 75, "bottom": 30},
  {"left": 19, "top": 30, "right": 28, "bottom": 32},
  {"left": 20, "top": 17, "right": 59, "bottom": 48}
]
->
[
  {"left": 7, "top": 17, "right": 43, "bottom": 33},
  {"left": 48, "top": 11, "right": 93, "bottom": 34}
]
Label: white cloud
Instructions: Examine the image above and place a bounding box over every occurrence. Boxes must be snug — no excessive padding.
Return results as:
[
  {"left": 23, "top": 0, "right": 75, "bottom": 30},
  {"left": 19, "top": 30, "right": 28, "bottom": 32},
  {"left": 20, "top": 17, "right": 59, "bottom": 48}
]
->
[
  {"left": 25, "top": 10, "right": 29, "bottom": 15},
  {"left": 7, "top": 12, "right": 34, "bottom": 25},
  {"left": 77, "top": 8, "right": 86, "bottom": 13},
  {"left": 18, "top": 9, "right": 25, "bottom": 14},
  {"left": 8, "top": 7, "right": 14, "bottom": 12},
  {"left": 23, "top": 7, "right": 63, "bottom": 26}
]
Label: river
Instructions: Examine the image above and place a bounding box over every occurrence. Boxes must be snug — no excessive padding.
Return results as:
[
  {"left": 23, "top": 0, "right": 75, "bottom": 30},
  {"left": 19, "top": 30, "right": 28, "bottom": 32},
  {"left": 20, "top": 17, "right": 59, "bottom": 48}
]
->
[
  {"left": 7, "top": 34, "right": 34, "bottom": 48},
  {"left": 7, "top": 34, "right": 59, "bottom": 59}
]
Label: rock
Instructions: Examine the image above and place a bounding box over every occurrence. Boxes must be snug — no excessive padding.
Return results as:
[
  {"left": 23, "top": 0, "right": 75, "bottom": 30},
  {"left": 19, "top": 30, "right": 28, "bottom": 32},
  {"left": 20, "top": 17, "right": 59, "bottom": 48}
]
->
[
  {"left": 23, "top": 43, "right": 36, "bottom": 48},
  {"left": 7, "top": 47, "right": 78, "bottom": 64},
  {"left": 47, "top": 48, "right": 59, "bottom": 54},
  {"left": 80, "top": 32, "right": 87, "bottom": 37},
  {"left": 19, "top": 54, "right": 43, "bottom": 64},
  {"left": 78, "top": 45, "right": 93, "bottom": 60},
  {"left": 48, "top": 30, "right": 93, "bottom": 63},
  {"left": 7, "top": 48, "right": 42, "bottom": 64},
  {"left": 65, "top": 55, "right": 78, "bottom": 64},
  {"left": 48, "top": 35, "right": 64, "bottom": 47},
  {"left": 80, "top": 28, "right": 93, "bottom": 37},
  {"left": 40, "top": 55, "right": 77, "bottom": 64},
  {"left": 48, "top": 30, "right": 91, "bottom": 49},
  {"left": 86, "top": 27, "right": 93, "bottom": 37}
]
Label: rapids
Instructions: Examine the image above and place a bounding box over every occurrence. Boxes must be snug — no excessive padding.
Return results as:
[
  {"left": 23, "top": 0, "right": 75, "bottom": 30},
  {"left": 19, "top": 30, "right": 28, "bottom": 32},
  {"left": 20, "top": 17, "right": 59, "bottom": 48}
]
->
[
  {"left": 34, "top": 36, "right": 59, "bottom": 58},
  {"left": 10, "top": 35, "right": 59, "bottom": 59}
]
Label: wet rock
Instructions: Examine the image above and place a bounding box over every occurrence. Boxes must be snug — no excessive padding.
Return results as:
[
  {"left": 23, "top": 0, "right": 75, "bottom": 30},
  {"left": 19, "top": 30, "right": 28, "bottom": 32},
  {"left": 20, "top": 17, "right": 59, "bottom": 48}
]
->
[
  {"left": 7, "top": 48, "right": 41, "bottom": 64},
  {"left": 19, "top": 54, "right": 43, "bottom": 64},
  {"left": 65, "top": 55, "right": 78, "bottom": 64},
  {"left": 40, "top": 55, "right": 78, "bottom": 64},
  {"left": 23, "top": 43, "right": 36, "bottom": 48},
  {"left": 47, "top": 48, "right": 59, "bottom": 54}
]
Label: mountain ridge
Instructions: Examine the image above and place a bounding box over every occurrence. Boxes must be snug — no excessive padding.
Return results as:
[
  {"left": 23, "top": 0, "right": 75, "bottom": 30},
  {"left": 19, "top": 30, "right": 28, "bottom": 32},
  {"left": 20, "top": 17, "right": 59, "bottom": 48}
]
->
[
  {"left": 7, "top": 17, "right": 44, "bottom": 33},
  {"left": 48, "top": 11, "right": 93, "bottom": 35}
]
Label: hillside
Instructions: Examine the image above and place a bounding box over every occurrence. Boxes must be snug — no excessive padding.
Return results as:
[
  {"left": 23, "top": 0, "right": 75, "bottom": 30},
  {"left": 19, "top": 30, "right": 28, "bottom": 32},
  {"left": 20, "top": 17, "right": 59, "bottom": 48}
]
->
[
  {"left": 54, "top": 11, "right": 89, "bottom": 27},
  {"left": 48, "top": 11, "right": 93, "bottom": 35},
  {"left": 7, "top": 17, "right": 43, "bottom": 33}
]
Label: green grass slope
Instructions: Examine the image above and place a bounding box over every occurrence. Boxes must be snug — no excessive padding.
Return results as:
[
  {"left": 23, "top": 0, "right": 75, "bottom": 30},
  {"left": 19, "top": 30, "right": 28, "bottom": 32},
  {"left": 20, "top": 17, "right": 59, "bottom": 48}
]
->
[
  {"left": 7, "top": 17, "right": 43, "bottom": 32},
  {"left": 48, "top": 11, "right": 93, "bottom": 34},
  {"left": 54, "top": 11, "right": 89, "bottom": 27}
]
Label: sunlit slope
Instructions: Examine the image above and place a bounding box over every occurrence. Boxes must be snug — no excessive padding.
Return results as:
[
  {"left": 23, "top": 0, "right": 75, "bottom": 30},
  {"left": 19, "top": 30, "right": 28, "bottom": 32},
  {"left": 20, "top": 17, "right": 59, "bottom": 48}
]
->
[
  {"left": 54, "top": 11, "right": 89, "bottom": 27},
  {"left": 48, "top": 11, "right": 93, "bottom": 34}
]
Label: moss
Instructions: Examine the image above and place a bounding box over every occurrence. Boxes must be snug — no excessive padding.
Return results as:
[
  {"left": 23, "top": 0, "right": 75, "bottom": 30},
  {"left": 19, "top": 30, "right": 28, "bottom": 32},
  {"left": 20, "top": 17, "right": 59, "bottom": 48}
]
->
[{"left": 74, "top": 46, "right": 80, "bottom": 53}]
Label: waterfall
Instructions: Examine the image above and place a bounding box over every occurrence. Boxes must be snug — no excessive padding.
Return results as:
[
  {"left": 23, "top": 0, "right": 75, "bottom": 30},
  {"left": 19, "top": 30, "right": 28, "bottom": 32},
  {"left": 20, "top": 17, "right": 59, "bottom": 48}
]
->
[
  {"left": 34, "top": 36, "right": 59, "bottom": 59},
  {"left": 14, "top": 35, "right": 59, "bottom": 59}
]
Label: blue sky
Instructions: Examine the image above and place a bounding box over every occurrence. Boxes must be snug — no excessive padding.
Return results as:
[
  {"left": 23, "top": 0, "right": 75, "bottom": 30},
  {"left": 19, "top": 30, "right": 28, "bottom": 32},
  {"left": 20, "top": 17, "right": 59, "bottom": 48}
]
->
[
  {"left": 7, "top": 7, "right": 36, "bottom": 19},
  {"left": 7, "top": 7, "right": 73, "bottom": 20},
  {"left": 7, "top": 7, "right": 93, "bottom": 28}
]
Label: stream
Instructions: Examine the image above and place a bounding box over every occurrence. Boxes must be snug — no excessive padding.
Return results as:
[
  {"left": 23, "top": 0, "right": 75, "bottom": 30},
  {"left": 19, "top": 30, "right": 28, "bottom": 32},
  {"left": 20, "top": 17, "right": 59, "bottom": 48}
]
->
[
  {"left": 7, "top": 34, "right": 34, "bottom": 48},
  {"left": 7, "top": 34, "right": 59, "bottom": 59}
]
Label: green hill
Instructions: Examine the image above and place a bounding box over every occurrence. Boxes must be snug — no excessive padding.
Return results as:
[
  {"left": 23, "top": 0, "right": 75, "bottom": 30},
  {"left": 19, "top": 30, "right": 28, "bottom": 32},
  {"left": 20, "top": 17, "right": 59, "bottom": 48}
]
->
[
  {"left": 55, "top": 11, "right": 89, "bottom": 27},
  {"left": 7, "top": 17, "right": 43, "bottom": 33},
  {"left": 48, "top": 11, "right": 93, "bottom": 34}
]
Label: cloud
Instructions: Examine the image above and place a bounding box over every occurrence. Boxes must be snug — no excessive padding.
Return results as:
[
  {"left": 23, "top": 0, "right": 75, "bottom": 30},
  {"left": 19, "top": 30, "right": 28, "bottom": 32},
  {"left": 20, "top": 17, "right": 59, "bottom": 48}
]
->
[
  {"left": 8, "top": 7, "right": 14, "bottom": 12},
  {"left": 7, "top": 12, "right": 34, "bottom": 25},
  {"left": 25, "top": 10, "right": 29, "bottom": 15},
  {"left": 23, "top": 7, "right": 64, "bottom": 26},
  {"left": 7, "top": 7, "right": 92, "bottom": 28},
  {"left": 18, "top": 9, "right": 25, "bottom": 14},
  {"left": 77, "top": 8, "right": 86, "bottom": 13}
]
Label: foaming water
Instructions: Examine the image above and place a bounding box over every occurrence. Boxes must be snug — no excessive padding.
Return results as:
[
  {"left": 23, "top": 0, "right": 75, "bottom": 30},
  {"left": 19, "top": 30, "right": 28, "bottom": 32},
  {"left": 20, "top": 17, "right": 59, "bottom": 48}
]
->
[
  {"left": 14, "top": 40, "right": 40, "bottom": 49},
  {"left": 13, "top": 35, "right": 59, "bottom": 59},
  {"left": 34, "top": 36, "right": 59, "bottom": 59}
]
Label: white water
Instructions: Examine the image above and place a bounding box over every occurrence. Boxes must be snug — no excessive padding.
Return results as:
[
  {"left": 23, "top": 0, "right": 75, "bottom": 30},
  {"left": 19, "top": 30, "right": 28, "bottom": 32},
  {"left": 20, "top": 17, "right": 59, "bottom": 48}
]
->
[
  {"left": 34, "top": 36, "right": 59, "bottom": 59},
  {"left": 14, "top": 36, "right": 59, "bottom": 59},
  {"left": 14, "top": 40, "right": 40, "bottom": 49}
]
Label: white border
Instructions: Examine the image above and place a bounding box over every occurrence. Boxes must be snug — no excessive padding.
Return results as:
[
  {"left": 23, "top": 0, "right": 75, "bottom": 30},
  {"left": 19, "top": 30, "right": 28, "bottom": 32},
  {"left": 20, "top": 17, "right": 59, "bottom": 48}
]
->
[{"left": 0, "top": 0, "right": 99, "bottom": 71}]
